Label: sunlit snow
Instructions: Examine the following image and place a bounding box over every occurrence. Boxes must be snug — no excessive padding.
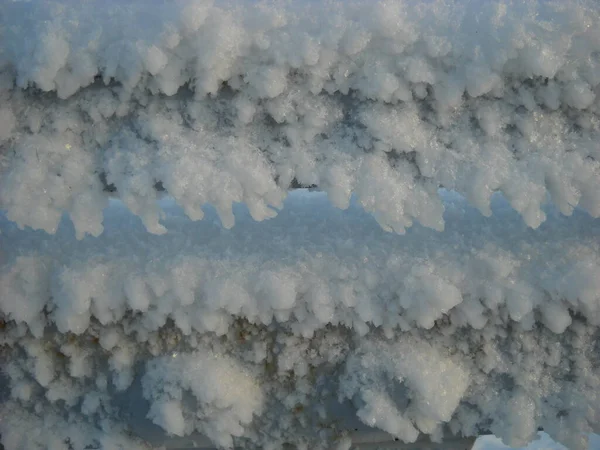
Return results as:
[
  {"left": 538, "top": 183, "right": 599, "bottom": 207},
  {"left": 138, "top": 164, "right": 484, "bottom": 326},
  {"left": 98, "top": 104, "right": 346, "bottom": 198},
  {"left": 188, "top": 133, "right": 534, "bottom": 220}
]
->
[{"left": 0, "top": 0, "right": 599, "bottom": 449}]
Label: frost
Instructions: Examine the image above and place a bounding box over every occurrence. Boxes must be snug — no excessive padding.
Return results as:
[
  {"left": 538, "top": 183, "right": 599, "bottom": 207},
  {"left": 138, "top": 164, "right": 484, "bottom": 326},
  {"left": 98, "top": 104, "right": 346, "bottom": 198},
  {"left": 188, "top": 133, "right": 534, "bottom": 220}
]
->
[
  {"left": 0, "top": 0, "right": 598, "bottom": 236},
  {"left": 340, "top": 339, "right": 469, "bottom": 440},
  {"left": 1, "top": 0, "right": 600, "bottom": 449},
  {"left": 142, "top": 350, "right": 264, "bottom": 447},
  {"left": 1, "top": 192, "right": 599, "bottom": 448}
]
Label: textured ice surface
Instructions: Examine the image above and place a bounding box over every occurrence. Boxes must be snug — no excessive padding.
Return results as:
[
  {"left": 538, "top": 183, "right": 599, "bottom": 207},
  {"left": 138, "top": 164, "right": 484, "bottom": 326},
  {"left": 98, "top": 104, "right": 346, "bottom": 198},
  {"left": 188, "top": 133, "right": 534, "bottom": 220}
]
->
[
  {"left": 0, "top": 0, "right": 599, "bottom": 237},
  {"left": 1, "top": 192, "right": 599, "bottom": 449},
  {"left": 1, "top": 0, "right": 600, "bottom": 448}
]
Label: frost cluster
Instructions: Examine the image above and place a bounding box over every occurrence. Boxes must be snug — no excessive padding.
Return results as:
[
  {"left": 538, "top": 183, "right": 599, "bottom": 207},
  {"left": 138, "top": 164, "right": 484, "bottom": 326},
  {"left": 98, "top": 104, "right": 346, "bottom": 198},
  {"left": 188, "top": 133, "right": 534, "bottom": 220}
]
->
[
  {"left": 1, "top": 192, "right": 600, "bottom": 449},
  {"left": 0, "top": 0, "right": 599, "bottom": 237},
  {"left": 1, "top": 0, "right": 600, "bottom": 449}
]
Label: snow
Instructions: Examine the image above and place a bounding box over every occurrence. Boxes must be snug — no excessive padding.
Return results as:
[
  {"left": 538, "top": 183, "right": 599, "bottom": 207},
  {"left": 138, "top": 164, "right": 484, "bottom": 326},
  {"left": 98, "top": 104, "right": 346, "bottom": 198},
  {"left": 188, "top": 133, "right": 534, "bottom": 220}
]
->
[
  {"left": 1, "top": 191, "right": 600, "bottom": 449},
  {"left": 0, "top": 0, "right": 600, "bottom": 448},
  {"left": 0, "top": 0, "right": 599, "bottom": 237},
  {"left": 143, "top": 350, "right": 264, "bottom": 447}
]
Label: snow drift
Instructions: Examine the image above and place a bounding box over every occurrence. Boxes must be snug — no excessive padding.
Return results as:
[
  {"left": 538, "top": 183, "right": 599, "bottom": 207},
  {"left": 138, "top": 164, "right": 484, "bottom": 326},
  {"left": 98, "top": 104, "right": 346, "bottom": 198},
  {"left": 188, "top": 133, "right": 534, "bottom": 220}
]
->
[{"left": 0, "top": 0, "right": 599, "bottom": 449}]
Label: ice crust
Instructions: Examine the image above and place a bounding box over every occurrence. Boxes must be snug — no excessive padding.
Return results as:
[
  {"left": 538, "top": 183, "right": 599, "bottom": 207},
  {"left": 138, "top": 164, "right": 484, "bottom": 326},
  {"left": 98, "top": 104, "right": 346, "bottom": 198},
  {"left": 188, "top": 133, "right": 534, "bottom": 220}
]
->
[
  {"left": 1, "top": 0, "right": 600, "bottom": 448},
  {"left": 0, "top": 0, "right": 599, "bottom": 237},
  {"left": 1, "top": 192, "right": 600, "bottom": 449}
]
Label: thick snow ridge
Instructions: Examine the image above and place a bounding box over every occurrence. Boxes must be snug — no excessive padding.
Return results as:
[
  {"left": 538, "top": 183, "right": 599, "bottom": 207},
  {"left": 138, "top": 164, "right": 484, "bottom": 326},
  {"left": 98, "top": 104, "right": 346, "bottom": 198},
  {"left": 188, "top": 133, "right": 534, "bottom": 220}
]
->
[
  {"left": 0, "top": 0, "right": 599, "bottom": 238},
  {"left": 1, "top": 193, "right": 599, "bottom": 449}
]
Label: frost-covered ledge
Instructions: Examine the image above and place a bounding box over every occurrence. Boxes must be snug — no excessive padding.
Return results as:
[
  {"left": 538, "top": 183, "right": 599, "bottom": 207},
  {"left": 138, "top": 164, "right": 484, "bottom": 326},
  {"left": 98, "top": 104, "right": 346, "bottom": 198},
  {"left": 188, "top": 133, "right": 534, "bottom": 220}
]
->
[
  {"left": 1, "top": 193, "right": 600, "bottom": 449},
  {"left": 1, "top": 0, "right": 600, "bottom": 449},
  {"left": 0, "top": 0, "right": 599, "bottom": 238}
]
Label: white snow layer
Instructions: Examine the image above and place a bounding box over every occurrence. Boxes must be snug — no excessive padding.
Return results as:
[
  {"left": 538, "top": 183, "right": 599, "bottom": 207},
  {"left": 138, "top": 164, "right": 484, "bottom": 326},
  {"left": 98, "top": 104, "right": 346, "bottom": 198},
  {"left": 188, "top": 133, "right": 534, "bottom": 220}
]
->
[
  {"left": 1, "top": 192, "right": 600, "bottom": 449},
  {"left": 0, "top": 0, "right": 599, "bottom": 237},
  {"left": 0, "top": 0, "right": 600, "bottom": 449}
]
